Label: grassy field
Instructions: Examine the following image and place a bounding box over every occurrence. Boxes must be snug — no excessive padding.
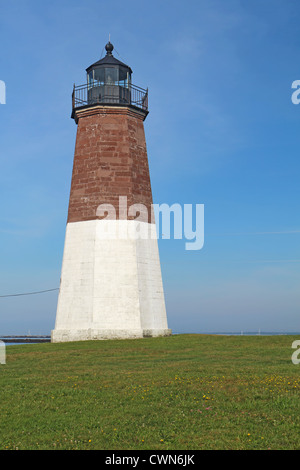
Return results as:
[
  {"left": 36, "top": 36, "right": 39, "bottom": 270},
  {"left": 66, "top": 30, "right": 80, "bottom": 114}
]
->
[{"left": 0, "top": 334, "right": 299, "bottom": 450}]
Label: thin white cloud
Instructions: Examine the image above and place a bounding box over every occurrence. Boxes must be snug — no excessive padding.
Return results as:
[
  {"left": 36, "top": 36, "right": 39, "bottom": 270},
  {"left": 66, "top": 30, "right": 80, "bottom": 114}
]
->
[
  {"left": 248, "top": 259, "right": 300, "bottom": 263},
  {"left": 210, "top": 230, "right": 300, "bottom": 236}
]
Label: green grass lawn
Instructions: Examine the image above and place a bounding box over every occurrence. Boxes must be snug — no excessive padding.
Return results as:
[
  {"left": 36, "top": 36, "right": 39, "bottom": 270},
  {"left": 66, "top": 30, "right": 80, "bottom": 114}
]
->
[{"left": 0, "top": 334, "right": 299, "bottom": 450}]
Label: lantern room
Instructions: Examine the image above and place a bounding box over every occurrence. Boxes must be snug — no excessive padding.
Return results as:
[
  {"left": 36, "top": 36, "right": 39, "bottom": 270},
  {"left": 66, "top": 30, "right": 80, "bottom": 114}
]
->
[
  {"left": 86, "top": 41, "right": 133, "bottom": 105},
  {"left": 71, "top": 41, "right": 148, "bottom": 121}
]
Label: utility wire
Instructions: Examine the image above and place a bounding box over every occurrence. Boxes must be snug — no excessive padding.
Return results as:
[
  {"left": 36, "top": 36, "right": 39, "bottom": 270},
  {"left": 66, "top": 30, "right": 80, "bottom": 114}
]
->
[
  {"left": 114, "top": 47, "right": 126, "bottom": 63},
  {"left": 0, "top": 288, "right": 59, "bottom": 298}
]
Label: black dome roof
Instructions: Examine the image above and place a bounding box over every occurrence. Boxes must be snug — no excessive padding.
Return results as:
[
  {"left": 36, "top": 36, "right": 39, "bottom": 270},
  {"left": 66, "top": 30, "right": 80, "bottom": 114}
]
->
[{"left": 86, "top": 42, "right": 132, "bottom": 74}]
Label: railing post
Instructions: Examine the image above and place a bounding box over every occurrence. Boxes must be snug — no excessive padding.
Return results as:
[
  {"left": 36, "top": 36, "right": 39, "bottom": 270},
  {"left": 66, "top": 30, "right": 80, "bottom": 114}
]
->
[{"left": 72, "top": 83, "right": 75, "bottom": 110}]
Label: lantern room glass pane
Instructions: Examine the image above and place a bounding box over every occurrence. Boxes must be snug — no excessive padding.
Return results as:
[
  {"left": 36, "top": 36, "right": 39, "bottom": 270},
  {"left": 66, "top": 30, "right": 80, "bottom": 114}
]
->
[
  {"left": 119, "top": 67, "right": 131, "bottom": 88},
  {"left": 88, "top": 71, "right": 94, "bottom": 89},
  {"left": 93, "top": 68, "right": 105, "bottom": 85},
  {"left": 105, "top": 67, "right": 118, "bottom": 85},
  {"left": 119, "top": 66, "right": 128, "bottom": 81}
]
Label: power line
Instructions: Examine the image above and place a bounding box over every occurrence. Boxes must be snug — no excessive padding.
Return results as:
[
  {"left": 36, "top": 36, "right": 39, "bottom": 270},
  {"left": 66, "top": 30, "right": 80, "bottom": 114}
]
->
[{"left": 0, "top": 288, "right": 59, "bottom": 298}]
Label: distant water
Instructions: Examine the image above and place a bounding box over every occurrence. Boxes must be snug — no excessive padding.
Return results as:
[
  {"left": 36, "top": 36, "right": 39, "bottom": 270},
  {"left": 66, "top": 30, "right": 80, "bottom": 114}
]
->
[
  {"left": 174, "top": 331, "right": 300, "bottom": 336},
  {"left": 207, "top": 332, "right": 300, "bottom": 336},
  {"left": 2, "top": 332, "right": 300, "bottom": 346}
]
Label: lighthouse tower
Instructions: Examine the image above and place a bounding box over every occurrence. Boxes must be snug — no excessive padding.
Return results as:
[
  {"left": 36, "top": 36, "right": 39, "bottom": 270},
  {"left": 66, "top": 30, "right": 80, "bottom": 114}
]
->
[{"left": 51, "top": 41, "right": 171, "bottom": 342}]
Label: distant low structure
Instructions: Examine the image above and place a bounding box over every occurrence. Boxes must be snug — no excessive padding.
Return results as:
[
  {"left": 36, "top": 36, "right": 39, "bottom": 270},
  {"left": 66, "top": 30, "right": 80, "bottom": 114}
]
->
[
  {"left": 51, "top": 41, "right": 171, "bottom": 342},
  {"left": 0, "top": 341, "right": 5, "bottom": 364},
  {"left": 0, "top": 336, "right": 50, "bottom": 344}
]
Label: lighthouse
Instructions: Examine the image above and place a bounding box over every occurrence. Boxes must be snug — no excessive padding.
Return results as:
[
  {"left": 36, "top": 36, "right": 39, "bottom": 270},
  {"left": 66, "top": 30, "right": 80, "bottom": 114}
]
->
[{"left": 51, "top": 41, "right": 171, "bottom": 342}]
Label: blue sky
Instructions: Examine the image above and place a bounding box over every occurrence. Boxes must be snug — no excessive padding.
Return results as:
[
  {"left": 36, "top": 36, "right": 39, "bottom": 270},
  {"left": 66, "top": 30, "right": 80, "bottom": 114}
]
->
[{"left": 0, "top": 0, "right": 299, "bottom": 335}]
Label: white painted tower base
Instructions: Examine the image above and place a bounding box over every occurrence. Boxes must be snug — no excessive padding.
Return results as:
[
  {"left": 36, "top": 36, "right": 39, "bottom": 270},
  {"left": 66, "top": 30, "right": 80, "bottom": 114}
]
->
[{"left": 51, "top": 220, "right": 171, "bottom": 342}]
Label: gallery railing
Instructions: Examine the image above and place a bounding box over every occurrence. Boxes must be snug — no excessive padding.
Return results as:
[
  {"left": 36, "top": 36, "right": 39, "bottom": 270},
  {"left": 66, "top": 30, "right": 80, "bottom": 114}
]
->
[{"left": 72, "top": 82, "right": 148, "bottom": 113}]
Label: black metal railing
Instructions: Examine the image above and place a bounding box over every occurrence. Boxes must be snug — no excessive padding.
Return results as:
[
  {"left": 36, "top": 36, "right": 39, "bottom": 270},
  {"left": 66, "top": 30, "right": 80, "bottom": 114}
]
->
[{"left": 72, "top": 82, "right": 148, "bottom": 113}]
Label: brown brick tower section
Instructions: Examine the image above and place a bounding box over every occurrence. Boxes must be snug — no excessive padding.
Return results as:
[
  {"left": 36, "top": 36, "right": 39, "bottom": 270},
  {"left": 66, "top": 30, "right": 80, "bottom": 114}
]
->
[{"left": 68, "top": 106, "right": 153, "bottom": 224}]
